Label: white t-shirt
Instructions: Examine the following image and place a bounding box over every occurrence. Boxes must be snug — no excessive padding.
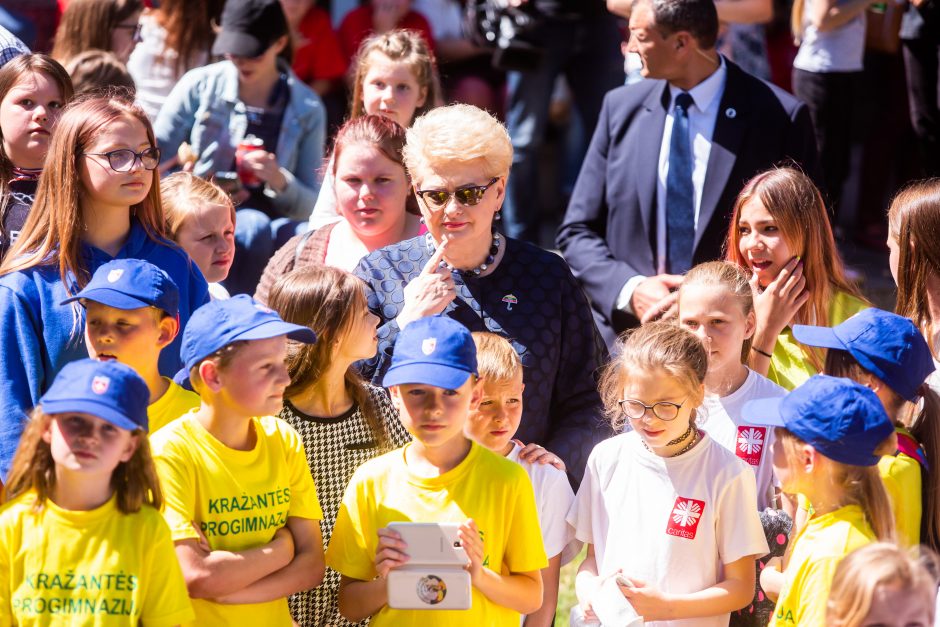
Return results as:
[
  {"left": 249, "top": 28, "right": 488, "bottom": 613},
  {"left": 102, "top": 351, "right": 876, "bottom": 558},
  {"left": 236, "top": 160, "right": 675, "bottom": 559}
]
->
[
  {"left": 700, "top": 368, "right": 786, "bottom": 510},
  {"left": 308, "top": 157, "right": 341, "bottom": 230},
  {"left": 568, "top": 431, "right": 769, "bottom": 627},
  {"left": 507, "top": 442, "right": 581, "bottom": 565},
  {"left": 793, "top": 0, "right": 866, "bottom": 72}
]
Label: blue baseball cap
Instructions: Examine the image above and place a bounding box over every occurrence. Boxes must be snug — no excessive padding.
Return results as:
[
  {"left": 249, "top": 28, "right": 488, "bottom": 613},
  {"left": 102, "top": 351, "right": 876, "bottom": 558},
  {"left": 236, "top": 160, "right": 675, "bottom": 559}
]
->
[
  {"left": 793, "top": 308, "right": 935, "bottom": 402},
  {"left": 383, "top": 317, "right": 478, "bottom": 389},
  {"left": 61, "top": 259, "right": 180, "bottom": 317},
  {"left": 742, "top": 375, "right": 894, "bottom": 466},
  {"left": 40, "top": 359, "right": 150, "bottom": 432},
  {"left": 175, "top": 295, "right": 316, "bottom": 387}
]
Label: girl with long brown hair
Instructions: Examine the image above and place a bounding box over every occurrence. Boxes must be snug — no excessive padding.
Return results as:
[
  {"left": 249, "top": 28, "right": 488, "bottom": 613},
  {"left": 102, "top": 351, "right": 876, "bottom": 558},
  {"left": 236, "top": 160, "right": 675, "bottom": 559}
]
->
[
  {"left": 887, "top": 179, "right": 940, "bottom": 358},
  {"left": 126, "top": 0, "right": 220, "bottom": 120},
  {"left": 0, "top": 94, "right": 209, "bottom": 481},
  {"left": 51, "top": 0, "right": 145, "bottom": 65},
  {"left": 266, "top": 265, "right": 409, "bottom": 627},
  {"left": 0, "top": 53, "right": 73, "bottom": 259},
  {"left": 743, "top": 375, "right": 897, "bottom": 625},
  {"left": 725, "top": 166, "right": 868, "bottom": 389},
  {"left": 0, "top": 358, "right": 194, "bottom": 624}
]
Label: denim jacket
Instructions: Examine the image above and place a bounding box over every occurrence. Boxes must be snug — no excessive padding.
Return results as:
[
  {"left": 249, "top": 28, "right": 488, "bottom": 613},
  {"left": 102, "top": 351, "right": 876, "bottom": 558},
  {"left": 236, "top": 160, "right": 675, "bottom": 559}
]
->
[{"left": 154, "top": 60, "right": 325, "bottom": 220}]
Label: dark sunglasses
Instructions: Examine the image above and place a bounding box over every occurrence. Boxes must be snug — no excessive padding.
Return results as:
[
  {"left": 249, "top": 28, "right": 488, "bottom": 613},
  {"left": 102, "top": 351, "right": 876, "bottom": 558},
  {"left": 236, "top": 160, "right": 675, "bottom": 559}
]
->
[
  {"left": 82, "top": 147, "right": 161, "bottom": 173},
  {"left": 415, "top": 177, "right": 500, "bottom": 209}
]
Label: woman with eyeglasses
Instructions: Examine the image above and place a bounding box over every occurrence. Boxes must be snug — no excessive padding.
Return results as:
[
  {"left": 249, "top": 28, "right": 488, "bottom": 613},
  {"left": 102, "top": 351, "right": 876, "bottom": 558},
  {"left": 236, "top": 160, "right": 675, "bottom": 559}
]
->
[
  {"left": 254, "top": 114, "right": 422, "bottom": 304},
  {"left": 353, "top": 104, "right": 609, "bottom": 486},
  {"left": 51, "top": 0, "right": 144, "bottom": 65},
  {"left": 155, "top": 0, "right": 326, "bottom": 296},
  {"left": 0, "top": 95, "right": 209, "bottom": 482}
]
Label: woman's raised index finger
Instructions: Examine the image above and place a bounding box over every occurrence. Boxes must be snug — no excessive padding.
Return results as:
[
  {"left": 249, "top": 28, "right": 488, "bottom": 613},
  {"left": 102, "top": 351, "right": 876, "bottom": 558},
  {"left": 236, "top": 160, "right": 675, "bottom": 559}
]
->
[{"left": 421, "top": 237, "right": 449, "bottom": 274}]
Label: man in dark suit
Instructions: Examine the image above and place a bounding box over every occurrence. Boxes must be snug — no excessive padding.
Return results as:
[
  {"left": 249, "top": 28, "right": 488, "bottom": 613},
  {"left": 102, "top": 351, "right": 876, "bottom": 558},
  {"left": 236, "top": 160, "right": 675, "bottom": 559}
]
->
[{"left": 557, "top": 0, "right": 820, "bottom": 348}]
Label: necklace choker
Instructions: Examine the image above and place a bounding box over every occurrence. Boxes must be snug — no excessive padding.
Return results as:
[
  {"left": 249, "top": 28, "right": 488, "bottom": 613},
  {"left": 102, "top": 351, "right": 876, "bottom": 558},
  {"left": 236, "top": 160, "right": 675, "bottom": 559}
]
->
[
  {"left": 426, "top": 232, "right": 501, "bottom": 276},
  {"left": 642, "top": 423, "right": 700, "bottom": 457}
]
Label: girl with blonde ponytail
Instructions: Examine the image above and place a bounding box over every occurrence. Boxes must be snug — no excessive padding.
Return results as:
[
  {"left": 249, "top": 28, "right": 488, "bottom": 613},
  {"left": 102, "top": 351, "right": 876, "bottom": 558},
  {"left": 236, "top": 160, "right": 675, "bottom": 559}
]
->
[
  {"left": 795, "top": 307, "right": 940, "bottom": 552},
  {"left": 742, "top": 375, "right": 897, "bottom": 626}
]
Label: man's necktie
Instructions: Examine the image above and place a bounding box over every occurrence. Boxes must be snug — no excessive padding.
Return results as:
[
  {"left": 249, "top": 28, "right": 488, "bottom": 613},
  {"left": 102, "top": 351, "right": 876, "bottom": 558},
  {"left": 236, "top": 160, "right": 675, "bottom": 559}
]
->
[{"left": 666, "top": 92, "right": 695, "bottom": 275}]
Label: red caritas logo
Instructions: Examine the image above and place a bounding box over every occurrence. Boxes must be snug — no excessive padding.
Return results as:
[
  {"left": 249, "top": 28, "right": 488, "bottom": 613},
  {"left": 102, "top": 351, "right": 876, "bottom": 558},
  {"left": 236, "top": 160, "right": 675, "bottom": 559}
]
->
[
  {"left": 736, "top": 426, "right": 767, "bottom": 466},
  {"left": 666, "top": 497, "right": 705, "bottom": 539}
]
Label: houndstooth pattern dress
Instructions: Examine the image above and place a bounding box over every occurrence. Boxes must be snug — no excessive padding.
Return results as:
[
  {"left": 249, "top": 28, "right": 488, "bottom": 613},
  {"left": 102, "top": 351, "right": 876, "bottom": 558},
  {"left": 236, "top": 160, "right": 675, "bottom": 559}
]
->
[{"left": 281, "top": 384, "right": 411, "bottom": 627}]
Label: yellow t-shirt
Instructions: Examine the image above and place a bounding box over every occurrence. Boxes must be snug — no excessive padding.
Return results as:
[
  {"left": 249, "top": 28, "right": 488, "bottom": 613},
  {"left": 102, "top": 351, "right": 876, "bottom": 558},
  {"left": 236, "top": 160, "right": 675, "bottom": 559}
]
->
[
  {"left": 772, "top": 504, "right": 876, "bottom": 626},
  {"left": 148, "top": 378, "right": 200, "bottom": 434},
  {"left": 326, "top": 441, "right": 548, "bottom": 627},
  {"left": 767, "top": 291, "right": 868, "bottom": 390},
  {"left": 0, "top": 491, "right": 194, "bottom": 627},
  {"left": 879, "top": 427, "right": 922, "bottom": 548},
  {"left": 150, "top": 411, "right": 324, "bottom": 627}
]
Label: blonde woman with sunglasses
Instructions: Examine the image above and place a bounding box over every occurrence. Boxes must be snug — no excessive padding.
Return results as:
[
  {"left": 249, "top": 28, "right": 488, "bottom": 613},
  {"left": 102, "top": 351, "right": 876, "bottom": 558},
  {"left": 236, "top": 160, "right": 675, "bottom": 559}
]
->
[{"left": 353, "top": 104, "right": 609, "bottom": 486}]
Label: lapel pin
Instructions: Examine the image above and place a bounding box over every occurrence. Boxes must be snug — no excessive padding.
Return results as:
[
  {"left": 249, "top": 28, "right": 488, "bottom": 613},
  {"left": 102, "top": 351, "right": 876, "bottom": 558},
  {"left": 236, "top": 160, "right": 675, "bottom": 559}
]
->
[
  {"left": 725, "top": 107, "right": 737, "bottom": 119},
  {"left": 501, "top": 294, "right": 518, "bottom": 311}
]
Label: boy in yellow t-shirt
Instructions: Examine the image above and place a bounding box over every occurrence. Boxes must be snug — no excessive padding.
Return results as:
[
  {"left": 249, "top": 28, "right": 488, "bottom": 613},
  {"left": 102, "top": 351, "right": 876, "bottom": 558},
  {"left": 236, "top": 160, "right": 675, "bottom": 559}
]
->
[
  {"left": 62, "top": 259, "right": 200, "bottom": 433},
  {"left": 150, "top": 295, "right": 325, "bottom": 627},
  {"left": 327, "top": 317, "right": 548, "bottom": 627}
]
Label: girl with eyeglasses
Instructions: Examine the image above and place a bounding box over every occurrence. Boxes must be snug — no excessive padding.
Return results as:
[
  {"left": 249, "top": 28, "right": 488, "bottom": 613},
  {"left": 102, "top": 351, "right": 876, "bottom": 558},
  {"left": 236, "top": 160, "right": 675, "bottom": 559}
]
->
[
  {"left": 254, "top": 114, "right": 422, "bottom": 304},
  {"left": 0, "top": 95, "right": 209, "bottom": 484},
  {"left": 51, "top": 0, "right": 145, "bottom": 65},
  {"left": 568, "top": 322, "right": 768, "bottom": 627},
  {"left": 353, "top": 104, "right": 609, "bottom": 488}
]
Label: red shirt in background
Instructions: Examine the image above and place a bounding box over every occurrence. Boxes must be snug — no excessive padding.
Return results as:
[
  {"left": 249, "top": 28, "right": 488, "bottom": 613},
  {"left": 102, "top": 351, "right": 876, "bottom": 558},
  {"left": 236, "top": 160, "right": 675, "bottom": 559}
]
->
[
  {"left": 292, "top": 5, "right": 348, "bottom": 84},
  {"left": 338, "top": 6, "right": 435, "bottom": 62}
]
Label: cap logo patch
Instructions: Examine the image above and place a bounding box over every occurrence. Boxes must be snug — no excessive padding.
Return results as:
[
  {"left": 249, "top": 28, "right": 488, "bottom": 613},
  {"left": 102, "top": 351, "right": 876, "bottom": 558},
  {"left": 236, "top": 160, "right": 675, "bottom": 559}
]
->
[
  {"left": 422, "top": 338, "right": 437, "bottom": 355},
  {"left": 107, "top": 269, "right": 124, "bottom": 283},
  {"left": 91, "top": 376, "right": 110, "bottom": 395}
]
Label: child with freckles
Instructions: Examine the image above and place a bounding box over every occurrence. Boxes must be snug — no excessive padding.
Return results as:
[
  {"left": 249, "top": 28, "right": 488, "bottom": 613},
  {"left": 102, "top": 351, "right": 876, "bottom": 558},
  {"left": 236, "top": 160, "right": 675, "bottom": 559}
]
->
[
  {"left": 464, "top": 332, "right": 580, "bottom": 627},
  {"left": 326, "top": 316, "right": 547, "bottom": 626}
]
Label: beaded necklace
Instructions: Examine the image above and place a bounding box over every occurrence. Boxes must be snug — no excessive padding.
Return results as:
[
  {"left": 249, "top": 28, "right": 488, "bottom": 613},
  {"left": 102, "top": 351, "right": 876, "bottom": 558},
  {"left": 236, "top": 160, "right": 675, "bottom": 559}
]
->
[{"left": 425, "top": 231, "right": 502, "bottom": 276}]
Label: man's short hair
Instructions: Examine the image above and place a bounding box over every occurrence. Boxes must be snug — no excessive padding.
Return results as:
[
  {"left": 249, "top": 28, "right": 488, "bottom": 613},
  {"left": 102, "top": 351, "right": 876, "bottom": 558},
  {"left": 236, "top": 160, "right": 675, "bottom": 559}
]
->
[{"left": 642, "top": 0, "right": 719, "bottom": 50}]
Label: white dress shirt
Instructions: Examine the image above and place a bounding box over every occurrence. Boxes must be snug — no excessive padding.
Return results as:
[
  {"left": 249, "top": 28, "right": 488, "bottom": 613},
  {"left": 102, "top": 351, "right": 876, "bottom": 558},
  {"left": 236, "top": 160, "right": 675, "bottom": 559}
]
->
[{"left": 617, "top": 57, "right": 728, "bottom": 315}]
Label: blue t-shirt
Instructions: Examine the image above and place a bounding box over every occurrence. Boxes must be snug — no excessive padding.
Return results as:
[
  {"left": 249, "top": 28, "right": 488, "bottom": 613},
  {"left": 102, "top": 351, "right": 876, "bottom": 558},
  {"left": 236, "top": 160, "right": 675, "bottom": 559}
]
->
[
  {"left": 354, "top": 235, "right": 609, "bottom": 485},
  {"left": 0, "top": 219, "right": 209, "bottom": 478}
]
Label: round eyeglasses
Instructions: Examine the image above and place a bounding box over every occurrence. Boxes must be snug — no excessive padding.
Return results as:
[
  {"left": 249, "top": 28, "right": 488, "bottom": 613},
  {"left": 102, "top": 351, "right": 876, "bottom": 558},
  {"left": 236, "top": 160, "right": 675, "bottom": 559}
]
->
[
  {"left": 82, "top": 147, "right": 161, "bottom": 173},
  {"left": 415, "top": 177, "right": 499, "bottom": 210},
  {"left": 617, "top": 398, "right": 687, "bottom": 421}
]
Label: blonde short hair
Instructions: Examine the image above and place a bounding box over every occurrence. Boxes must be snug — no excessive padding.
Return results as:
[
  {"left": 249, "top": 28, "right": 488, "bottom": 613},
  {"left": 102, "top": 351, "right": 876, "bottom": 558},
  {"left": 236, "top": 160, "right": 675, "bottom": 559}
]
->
[
  {"left": 828, "top": 543, "right": 938, "bottom": 627},
  {"left": 472, "top": 332, "right": 522, "bottom": 383},
  {"left": 160, "top": 172, "right": 236, "bottom": 240},
  {"left": 403, "top": 104, "right": 512, "bottom": 182}
]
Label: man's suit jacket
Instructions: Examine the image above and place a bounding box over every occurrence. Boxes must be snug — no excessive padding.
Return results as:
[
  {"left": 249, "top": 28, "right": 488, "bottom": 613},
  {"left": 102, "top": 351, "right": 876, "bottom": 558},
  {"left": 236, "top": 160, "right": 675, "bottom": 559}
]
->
[{"left": 557, "top": 59, "right": 820, "bottom": 348}]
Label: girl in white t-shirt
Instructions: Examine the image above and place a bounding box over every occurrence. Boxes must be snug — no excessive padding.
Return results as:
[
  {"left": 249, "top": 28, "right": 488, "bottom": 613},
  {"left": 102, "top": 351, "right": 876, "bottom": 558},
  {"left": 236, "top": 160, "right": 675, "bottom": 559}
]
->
[
  {"left": 568, "top": 322, "right": 769, "bottom": 627},
  {"left": 677, "top": 261, "right": 786, "bottom": 510}
]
